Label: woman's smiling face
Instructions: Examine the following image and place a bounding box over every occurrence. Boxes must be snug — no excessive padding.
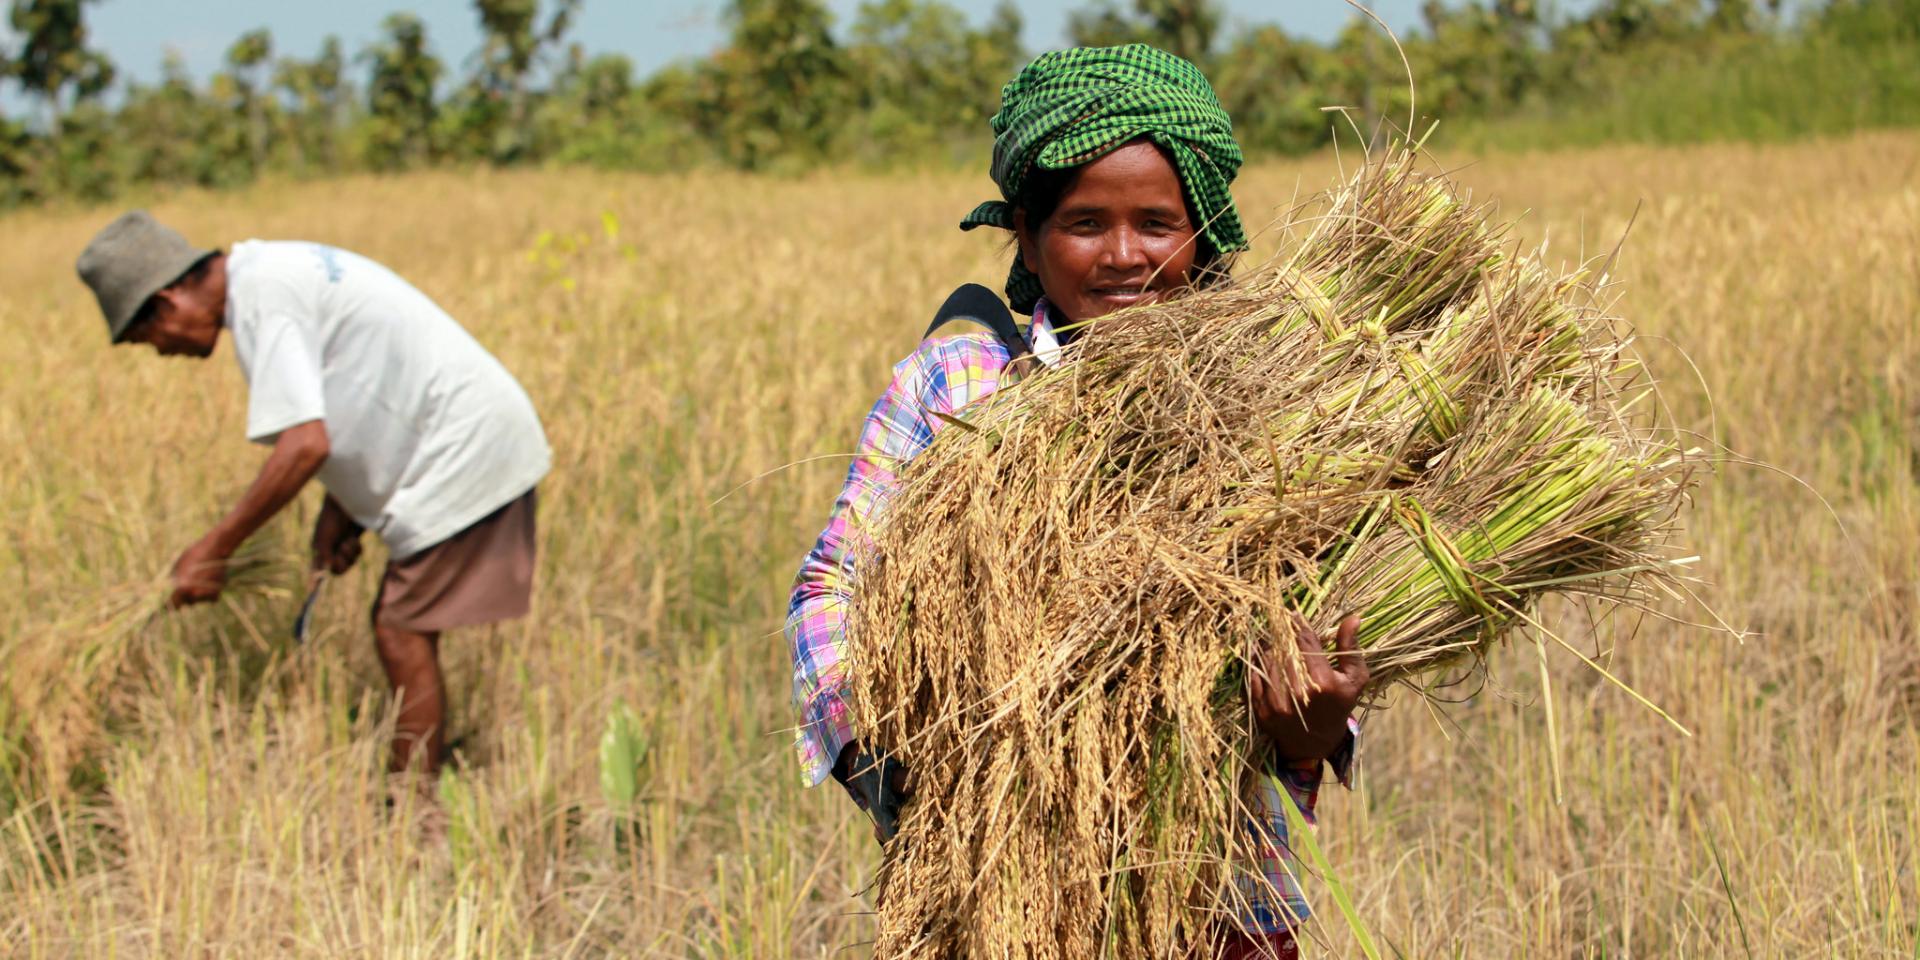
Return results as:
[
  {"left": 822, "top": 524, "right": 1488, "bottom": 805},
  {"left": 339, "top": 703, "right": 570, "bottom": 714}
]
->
[{"left": 1014, "top": 140, "right": 1202, "bottom": 324}]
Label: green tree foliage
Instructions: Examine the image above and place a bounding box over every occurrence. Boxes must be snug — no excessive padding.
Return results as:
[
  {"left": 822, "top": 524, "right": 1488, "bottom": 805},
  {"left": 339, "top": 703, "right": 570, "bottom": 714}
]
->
[
  {"left": 361, "top": 13, "right": 443, "bottom": 170},
  {"left": 1575, "top": 0, "right": 1709, "bottom": 51},
  {"left": 535, "top": 46, "right": 690, "bottom": 168},
  {"left": 116, "top": 50, "right": 227, "bottom": 187},
  {"left": 0, "top": 0, "right": 1916, "bottom": 208},
  {"left": 1, "top": 0, "right": 115, "bottom": 200},
  {"left": 275, "top": 37, "right": 350, "bottom": 173},
  {"left": 221, "top": 29, "right": 274, "bottom": 174},
  {"left": 1407, "top": 1, "right": 1543, "bottom": 122},
  {"left": 696, "top": 0, "right": 849, "bottom": 170},
  {"left": 1817, "top": 0, "right": 1920, "bottom": 43},
  {"left": 0, "top": 113, "right": 31, "bottom": 205},
  {"left": 1211, "top": 25, "right": 1337, "bottom": 154},
  {"left": 4, "top": 0, "right": 113, "bottom": 122},
  {"left": 845, "top": 0, "right": 1023, "bottom": 160},
  {"left": 1067, "top": 0, "right": 1222, "bottom": 65},
  {"left": 455, "top": 0, "right": 581, "bottom": 161},
  {"left": 1065, "top": 2, "right": 1151, "bottom": 52}
]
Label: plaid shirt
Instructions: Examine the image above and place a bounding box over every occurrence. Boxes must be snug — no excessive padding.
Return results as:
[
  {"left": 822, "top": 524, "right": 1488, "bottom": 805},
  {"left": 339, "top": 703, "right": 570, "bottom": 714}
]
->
[{"left": 785, "top": 300, "right": 1356, "bottom": 936}]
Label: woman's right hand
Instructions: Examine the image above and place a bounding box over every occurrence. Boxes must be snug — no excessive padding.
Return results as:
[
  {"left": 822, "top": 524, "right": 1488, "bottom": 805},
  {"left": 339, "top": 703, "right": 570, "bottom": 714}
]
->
[
  {"left": 835, "top": 741, "right": 912, "bottom": 843},
  {"left": 1250, "top": 613, "right": 1368, "bottom": 766}
]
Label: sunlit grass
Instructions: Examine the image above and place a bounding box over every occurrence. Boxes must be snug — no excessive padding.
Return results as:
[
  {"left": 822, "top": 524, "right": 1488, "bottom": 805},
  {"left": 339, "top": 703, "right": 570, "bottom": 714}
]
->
[{"left": 0, "top": 130, "right": 1915, "bottom": 957}]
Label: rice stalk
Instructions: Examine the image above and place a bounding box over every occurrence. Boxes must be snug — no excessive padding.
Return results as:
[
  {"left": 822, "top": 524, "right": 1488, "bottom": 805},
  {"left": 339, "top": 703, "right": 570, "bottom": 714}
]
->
[
  {"left": 845, "top": 148, "right": 1700, "bottom": 958},
  {"left": 0, "top": 541, "right": 288, "bottom": 802}
]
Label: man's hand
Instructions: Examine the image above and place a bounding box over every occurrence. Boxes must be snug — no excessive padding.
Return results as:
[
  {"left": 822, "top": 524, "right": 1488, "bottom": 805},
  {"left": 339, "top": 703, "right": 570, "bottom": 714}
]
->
[
  {"left": 1250, "top": 613, "right": 1369, "bottom": 766},
  {"left": 169, "top": 534, "right": 229, "bottom": 608},
  {"left": 170, "top": 420, "right": 330, "bottom": 609},
  {"left": 311, "top": 495, "right": 364, "bottom": 574}
]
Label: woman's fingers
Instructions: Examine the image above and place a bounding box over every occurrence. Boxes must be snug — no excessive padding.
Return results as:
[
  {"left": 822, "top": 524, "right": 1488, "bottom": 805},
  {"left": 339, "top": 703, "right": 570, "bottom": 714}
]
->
[
  {"left": 1248, "top": 644, "right": 1267, "bottom": 702},
  {"left": 1250, "top": 642, "right": 1276, "bottom": 713},
  {"left": 1331, "top": 614, "right": 1369, "bottom": 686},
  {"left": 1283, "top": 612, "right": 1368, "bottom": 694},
  {"left": 1251, "top": 640, "right": 1295, "bottom": 721},
  {"left": 1288, "top": 611, "right": 1341, "bottom": 693},
  {"left": 1280, "top": 619, "right": 1317, "bottom": 701},
  {"left": 1262, "top": 611, "right": 1371, "bottom": 712},
  {"left": 1336, "top": 614, "right": 1360, "bottom": 645}
]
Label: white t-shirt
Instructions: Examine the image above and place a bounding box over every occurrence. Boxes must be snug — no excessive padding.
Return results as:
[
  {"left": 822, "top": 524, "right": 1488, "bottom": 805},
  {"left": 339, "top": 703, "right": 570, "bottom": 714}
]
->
[{"left": 224, "top": 240, "right": 550, "bottom": 559}]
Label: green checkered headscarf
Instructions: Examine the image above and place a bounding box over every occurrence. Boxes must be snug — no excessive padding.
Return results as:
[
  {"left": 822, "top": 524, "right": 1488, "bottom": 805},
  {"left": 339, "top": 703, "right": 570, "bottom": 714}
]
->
[{"left": 960, "top": 44, "right": 1248, "bottom": 313}]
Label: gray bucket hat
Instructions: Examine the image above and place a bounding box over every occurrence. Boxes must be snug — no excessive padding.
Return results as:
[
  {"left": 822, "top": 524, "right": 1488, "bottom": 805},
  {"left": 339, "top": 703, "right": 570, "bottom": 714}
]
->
[{"left": 75, "top": 211, "right": 213, "bottom": 343}]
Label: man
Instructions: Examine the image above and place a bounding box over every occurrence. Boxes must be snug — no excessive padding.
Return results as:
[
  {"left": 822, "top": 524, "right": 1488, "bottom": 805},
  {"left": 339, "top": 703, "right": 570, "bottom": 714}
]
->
[{"left": 76, "top": 210, "right": 551, "bottom": 776}]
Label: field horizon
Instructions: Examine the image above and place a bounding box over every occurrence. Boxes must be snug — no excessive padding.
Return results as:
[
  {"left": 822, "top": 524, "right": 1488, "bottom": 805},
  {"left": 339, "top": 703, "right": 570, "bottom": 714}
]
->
[{"left": 1, "top": 130, "right": 1916, "bottom": 957}]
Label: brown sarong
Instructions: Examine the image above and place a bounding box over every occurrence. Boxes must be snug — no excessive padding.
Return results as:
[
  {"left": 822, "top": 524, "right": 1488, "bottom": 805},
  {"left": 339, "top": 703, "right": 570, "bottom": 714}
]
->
[{"left": 375, "top": 488, "right": 538, "bottom": 633}]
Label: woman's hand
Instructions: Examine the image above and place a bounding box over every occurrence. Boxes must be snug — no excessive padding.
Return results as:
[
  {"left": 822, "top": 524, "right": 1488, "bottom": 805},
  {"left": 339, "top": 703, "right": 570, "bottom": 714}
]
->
[
  {"left": 1250, "top": 613, "right": 1369, "bottom": 766},
  {"left": 834, "top": 740, "right": 912, "bottom": 844}
]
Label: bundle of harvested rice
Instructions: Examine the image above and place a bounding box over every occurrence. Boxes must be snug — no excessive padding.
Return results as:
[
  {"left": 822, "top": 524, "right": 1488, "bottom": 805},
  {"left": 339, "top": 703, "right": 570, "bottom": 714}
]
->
[
  {"left": 1, "top": 544, "right": 288, "bottom": 798},
  {"left": 845, "top": 150, "right": 1698, "bottom": 958}
]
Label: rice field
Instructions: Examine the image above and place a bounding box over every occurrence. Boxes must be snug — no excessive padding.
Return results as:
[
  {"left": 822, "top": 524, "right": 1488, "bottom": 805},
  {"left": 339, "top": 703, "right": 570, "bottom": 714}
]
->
[{"left": 0, "top": 130, "right": 1915, "bottom": 957}]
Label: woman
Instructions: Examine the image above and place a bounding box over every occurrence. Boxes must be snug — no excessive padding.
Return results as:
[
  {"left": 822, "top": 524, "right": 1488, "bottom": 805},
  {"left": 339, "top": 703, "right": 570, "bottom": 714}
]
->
[{"left": 787, "top": 45, "right": 1367, "bottom": 958}]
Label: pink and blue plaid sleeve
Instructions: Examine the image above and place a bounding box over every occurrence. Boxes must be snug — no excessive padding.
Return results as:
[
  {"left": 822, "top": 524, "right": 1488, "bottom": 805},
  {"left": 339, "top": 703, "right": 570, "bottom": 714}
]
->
[
  {"left": 786, "top": 336, "right": 1012, "bottom": 787},
  {"left": 1235, "top": 718, "right": 1362, "bottom": 934}
]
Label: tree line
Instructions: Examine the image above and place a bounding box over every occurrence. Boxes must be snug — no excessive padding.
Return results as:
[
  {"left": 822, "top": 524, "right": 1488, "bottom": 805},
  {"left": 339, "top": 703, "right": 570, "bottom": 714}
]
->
[{"left": 1, "top": 0, "right": 1915, "bottom": 207}]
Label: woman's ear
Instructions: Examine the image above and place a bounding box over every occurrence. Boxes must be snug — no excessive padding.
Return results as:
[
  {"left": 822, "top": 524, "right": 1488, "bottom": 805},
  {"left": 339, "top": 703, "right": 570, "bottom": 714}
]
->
[{"left": 1012, "top": 208, "right": 1040, "bottom": 274}]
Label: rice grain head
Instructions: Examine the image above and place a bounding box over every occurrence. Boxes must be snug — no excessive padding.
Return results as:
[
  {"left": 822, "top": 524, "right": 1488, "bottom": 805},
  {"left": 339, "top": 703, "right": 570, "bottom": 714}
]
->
[{"left": 846, "top": 149, "right": 1699, "bottom": 958}]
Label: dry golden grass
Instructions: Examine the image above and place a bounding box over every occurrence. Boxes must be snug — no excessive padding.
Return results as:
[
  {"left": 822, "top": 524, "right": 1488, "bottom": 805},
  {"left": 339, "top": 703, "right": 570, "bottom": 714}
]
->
[{"left": 0, "top": 131, "right": 1914, "bottom": 957}]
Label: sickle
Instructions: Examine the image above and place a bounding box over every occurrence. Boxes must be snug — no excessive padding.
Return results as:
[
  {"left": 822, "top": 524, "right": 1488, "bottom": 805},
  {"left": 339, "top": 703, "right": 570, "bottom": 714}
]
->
[{"left": 291, "top": 570, "right": 326, "bottom": 644}]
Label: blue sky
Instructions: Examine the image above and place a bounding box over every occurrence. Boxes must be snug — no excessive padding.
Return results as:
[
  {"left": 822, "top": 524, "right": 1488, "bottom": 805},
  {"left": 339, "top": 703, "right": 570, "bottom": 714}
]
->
[{"left": 60, "top": 1, "right": 1447, "bottom": 90}]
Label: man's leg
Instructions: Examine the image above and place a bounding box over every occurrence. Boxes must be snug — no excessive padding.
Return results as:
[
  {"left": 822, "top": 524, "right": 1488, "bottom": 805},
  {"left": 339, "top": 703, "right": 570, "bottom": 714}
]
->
[{"left": 373, "top": 616, "right": 447, "bottom": 775}]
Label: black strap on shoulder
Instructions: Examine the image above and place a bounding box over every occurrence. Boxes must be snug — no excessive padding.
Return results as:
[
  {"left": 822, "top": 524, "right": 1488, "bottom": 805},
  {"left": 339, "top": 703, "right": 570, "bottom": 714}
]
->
[{"left": 922, "top": 283, "right": 1030, "bottom": 360}]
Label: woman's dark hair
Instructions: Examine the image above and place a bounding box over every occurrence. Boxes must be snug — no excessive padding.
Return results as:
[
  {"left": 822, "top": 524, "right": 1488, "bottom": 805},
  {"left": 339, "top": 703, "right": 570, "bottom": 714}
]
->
[{"left": 1011, "top": 138, "right": 1231, "bottom": 292}]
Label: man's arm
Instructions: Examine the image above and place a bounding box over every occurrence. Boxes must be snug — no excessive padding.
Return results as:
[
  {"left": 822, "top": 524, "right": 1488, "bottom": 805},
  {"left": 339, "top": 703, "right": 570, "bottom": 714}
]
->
[{"left": 170, "top": 419, "right": 330, "bottom": 607}]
